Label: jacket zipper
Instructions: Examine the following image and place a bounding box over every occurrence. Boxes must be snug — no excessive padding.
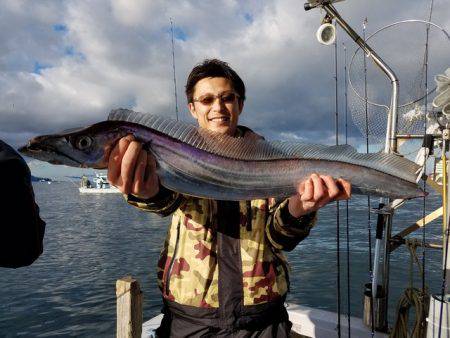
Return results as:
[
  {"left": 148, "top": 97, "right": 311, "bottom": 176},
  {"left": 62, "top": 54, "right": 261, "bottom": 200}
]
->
[{"left": 265, "top": 200, "right": 291, "bottom": 292}]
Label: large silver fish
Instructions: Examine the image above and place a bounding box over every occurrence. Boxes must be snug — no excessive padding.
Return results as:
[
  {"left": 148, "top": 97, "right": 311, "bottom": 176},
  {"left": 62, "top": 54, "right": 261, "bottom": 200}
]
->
[{"left": 19, "top": 109, "right": 425, "bottom": 200}]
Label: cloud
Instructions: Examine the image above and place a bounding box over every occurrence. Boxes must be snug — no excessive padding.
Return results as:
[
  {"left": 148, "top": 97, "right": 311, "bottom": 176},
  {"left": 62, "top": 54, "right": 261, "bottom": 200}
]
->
[{"left": 1, "top": 0, "right": 449, "bottom": 161}]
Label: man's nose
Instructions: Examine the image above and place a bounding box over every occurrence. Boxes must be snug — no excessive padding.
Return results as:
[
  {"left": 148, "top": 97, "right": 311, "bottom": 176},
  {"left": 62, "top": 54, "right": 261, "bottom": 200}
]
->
[{"left": 211, "top": 97, "right": 225, "bottom": 111}]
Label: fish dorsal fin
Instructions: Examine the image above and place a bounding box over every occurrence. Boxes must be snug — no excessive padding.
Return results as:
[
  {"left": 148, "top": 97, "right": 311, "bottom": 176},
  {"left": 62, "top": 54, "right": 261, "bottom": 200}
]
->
[
  {"left": 328, "top": 144, "right": 357, "bottom": 154},
  {"left": 108, "top": 108, "right": 197, "bottom": 137},
  {"left": 108, "top": 109, "right": 421, "bottom": 183}
]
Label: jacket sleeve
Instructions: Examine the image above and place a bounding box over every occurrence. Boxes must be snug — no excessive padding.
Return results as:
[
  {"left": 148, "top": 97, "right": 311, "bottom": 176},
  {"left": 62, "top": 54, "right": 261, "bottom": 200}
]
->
[
  {"left": 0, "top": 140, "right": 46, "bottom": 268},
  {"left": 124, "top": 185, "right": 184, "bottom": 217},
  {"left": 265, "top": 199, "right": 317, "bottom": 252}
]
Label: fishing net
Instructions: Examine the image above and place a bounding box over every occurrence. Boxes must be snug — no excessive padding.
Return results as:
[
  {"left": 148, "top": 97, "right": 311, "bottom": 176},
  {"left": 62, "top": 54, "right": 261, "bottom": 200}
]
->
[
  {"left": 433, "top": 67, "right": 450, "bottom": 112},
  {"left": 349, "top": 20, "right": 450, "bottom": 144}
]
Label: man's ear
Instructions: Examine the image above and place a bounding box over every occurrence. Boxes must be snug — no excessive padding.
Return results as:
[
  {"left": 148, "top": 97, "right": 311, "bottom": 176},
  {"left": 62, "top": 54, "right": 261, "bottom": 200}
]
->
[
  {"left": 238, "top": 100, "right": 244, "bottom": 115},
  {"left": 188, "top": 102, "right": 198, "bottom": 119}
]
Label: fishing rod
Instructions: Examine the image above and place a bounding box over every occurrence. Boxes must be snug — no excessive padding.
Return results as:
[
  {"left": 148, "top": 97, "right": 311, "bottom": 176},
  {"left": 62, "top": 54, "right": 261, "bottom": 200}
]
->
[
  {"left": 361, "top": 19, "right": 376, "bottom": 335},
  {"left": 421, "top": 3, "right": 432, "bottom": 333},
  {"left": 333, "top": 23, "right": 342, "bottom": 337},
  {"left": 170, "top": 18, "right": 179, "bottom": 121},
  {"left": 343, "top": 41, "right": 352, "bottom": 338}
]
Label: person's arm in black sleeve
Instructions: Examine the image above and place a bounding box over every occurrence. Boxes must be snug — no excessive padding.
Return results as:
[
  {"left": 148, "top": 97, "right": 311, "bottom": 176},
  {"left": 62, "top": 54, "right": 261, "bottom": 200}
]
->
[
  {"left": 125, "top": 185, "right": 184, "bottom": 217},
  {"left": 266, "top": 199, "right": 317, "bottom": 252},
  {"left": 0, "top": 140, "right": 46, "bottom": 268}
]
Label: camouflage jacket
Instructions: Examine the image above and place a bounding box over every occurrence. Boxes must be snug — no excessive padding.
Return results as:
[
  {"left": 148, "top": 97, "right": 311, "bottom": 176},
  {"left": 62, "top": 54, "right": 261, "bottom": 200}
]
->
[{"left": 126, "top": 127, "right": 317, "bottom": 310}]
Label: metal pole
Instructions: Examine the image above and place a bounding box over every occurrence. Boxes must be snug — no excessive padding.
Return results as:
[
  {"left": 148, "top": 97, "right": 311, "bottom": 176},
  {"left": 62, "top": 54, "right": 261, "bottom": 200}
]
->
[
  {"left": 438, "top": 133, "right": 450, "bottom": 338},
  {"left": 320, "top": 4, "right": 399, "bottom": 330},
  {"left": 321, "top": 3, "right": 399, "bottom": 154},
  {"left": 443, "top": 130, "right": 450, "bottom": 292}
]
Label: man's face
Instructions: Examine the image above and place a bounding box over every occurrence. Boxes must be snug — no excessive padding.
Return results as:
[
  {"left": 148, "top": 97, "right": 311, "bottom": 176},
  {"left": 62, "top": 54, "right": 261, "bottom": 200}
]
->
[{"left": 188, "top": 77, "right": 243, "bottom": 136}]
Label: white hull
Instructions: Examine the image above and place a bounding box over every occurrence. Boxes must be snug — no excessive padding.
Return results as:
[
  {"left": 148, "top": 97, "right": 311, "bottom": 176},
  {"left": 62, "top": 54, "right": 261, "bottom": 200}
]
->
[
  {"left": 141, "top": 303, "right": 388, "bottom": 338},
  {"left": 79, "top": 187, "right": 120, "bottom": 194}
]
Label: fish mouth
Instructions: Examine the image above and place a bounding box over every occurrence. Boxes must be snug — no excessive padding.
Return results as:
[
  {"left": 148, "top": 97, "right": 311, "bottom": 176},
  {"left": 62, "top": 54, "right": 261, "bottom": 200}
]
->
[{"left": 19, "top": 140, "right": 81, "bottom": 166}]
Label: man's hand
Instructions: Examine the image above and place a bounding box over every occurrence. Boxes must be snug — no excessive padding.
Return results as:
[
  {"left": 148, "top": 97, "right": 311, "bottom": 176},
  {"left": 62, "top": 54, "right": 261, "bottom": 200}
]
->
[
  {"left": 288, "top": 173, "right": 351, "bottom": 218},
  {"left": 107, "top": 135, "right": 159, "bottom": 199}
]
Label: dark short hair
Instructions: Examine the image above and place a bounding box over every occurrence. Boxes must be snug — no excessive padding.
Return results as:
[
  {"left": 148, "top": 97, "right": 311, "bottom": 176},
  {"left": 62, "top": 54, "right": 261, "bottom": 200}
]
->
[{"left": 185, "top": 59, "right": 246, "bottom": 103}]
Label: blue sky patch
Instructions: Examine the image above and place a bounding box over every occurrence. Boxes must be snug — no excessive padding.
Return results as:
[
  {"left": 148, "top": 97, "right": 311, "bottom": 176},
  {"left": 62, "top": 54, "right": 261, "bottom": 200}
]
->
[
  {"left": 166, "top": 26, "right": 188, "bottom": 41},
  {"left": 53, "top": 24, "right": 68, "bottom": 33},
  {"left": 173, "top": 26, "right": 188, "bottom": 41},
  {"left": 65, "top": 46, "right": 75, "bottom": 56},
  {"left": 244, "top": 13, "right": 253, "bottom": 24},
  {"left": 121, "top": 96, "right": 137, "bottom": 109},
  {"left": 33, "top": 61, "right": 51, "bottom": 74},
  {"left": 64, "top": 46, "right": 86, "bottom": 60}
]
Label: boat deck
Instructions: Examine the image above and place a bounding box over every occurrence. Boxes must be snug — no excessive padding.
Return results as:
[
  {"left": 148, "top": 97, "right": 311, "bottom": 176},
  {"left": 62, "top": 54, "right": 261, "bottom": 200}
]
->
[{"left": 141, "top": 303, "right": 388, "bottom": 338}]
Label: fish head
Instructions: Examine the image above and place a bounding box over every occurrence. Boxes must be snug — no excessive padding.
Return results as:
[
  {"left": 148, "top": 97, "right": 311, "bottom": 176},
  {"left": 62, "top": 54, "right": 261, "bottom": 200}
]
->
[{"left": 18, "top": 121, "right": 130, "bottom": 168}]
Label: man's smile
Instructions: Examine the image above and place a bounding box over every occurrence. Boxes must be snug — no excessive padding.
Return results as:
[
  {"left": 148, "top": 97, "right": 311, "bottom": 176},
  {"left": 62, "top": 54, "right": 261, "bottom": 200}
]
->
[{"left": 208, "top": 116, "right": 230, "bottom": 122}]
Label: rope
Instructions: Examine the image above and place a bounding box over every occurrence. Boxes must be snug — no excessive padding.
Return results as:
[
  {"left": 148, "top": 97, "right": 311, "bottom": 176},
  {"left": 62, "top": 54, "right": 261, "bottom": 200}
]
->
[
  {"left": 389, "top": 287, "right": 429, "bottom": 338},
  {"left": 389, "top": 239, "right": 430, "bottom": 338}
]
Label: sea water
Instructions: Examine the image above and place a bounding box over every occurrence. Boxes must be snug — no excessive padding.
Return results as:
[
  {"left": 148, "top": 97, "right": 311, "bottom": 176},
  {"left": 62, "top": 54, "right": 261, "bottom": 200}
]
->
[{"left": 0, "top": 182, "right": 443, "bottom": 336}]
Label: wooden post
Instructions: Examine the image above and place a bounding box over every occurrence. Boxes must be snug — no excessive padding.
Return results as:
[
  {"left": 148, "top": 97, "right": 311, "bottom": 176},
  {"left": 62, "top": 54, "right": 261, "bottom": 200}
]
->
[
  {"left": 389, "top": 206, "right": 443, "bottom": 252},
  {"left": 116, "top": 276, "right": 142, "bottom": 338}
]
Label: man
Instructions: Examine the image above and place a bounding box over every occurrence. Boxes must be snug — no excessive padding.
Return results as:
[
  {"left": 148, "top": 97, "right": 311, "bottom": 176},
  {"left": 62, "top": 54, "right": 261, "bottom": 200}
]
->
[
  {"left": 81, "top": 174, "right": 91, "bottom": 188},
  {"left": 108, "top": 59, "right": 351, "bottom": 337},
  {"left": 0, "top": 140, "right": 46, "bottom": 268}
]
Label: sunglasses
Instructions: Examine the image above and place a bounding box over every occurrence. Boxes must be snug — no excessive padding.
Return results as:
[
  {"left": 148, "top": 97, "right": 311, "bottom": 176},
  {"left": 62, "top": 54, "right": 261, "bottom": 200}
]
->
[{"left": 193, "top": 92, "right": 240, "bottom": 106}]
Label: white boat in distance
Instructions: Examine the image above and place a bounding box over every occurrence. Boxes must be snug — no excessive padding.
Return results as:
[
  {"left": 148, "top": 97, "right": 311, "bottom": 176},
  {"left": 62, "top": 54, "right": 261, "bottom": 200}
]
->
[{"left": 79, "top": 173, "right": 120, "bottom": 194}]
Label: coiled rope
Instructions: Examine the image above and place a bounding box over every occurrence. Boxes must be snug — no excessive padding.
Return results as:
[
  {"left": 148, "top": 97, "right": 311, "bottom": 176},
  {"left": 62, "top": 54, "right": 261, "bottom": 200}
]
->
[{"left": 389, "top": 239, "right": 430, "bottom": 338}]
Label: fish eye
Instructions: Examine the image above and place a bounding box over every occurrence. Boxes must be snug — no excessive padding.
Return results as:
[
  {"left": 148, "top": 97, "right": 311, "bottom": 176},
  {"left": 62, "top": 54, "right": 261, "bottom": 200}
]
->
[{"left": 75, "top": 136, "right": 93, "bottom": 150}]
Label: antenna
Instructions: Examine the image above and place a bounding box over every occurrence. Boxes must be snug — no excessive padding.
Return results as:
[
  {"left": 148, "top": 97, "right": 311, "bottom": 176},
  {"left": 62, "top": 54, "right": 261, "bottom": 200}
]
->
[{"left": 170, "top": 18, "right": 179, "bottom": 121}]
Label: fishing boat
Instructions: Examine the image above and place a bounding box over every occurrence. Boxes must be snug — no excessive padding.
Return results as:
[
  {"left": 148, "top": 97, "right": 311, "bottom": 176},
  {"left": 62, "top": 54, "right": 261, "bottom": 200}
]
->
[
  {"left": 39, "top": 179, "right": 52, "bottom": 184},
  {"left": 79, "top": 173, "right": 120, "bottom": 194}
]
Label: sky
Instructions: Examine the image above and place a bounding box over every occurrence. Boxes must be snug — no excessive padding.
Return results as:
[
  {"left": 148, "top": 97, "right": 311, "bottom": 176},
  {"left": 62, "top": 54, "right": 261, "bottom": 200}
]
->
[{"left": 1, "top": 0, "right": 449, "bottom": 179}]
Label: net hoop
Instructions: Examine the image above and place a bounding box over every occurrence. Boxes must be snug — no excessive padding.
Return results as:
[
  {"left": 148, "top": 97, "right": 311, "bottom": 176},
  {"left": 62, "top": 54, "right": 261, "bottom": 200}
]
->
[{"left": 349, "top": 19, "right": 450, "bottom": 109}]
